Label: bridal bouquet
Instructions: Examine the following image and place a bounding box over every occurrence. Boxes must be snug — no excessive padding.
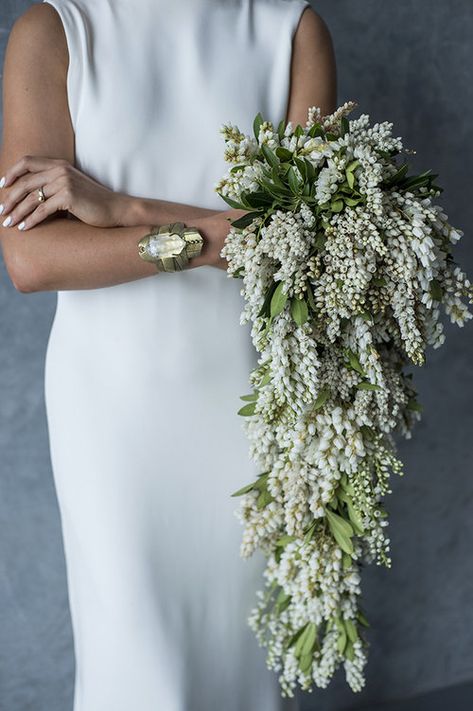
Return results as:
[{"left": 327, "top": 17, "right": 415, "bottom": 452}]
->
[{"left": 214, "top": 101, "right": 473, "bottom": 697}]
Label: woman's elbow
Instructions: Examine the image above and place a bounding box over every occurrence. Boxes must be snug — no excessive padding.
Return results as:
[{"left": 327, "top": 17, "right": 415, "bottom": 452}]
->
[{"left": 3, "top": 249, "right": 42, "bottom": 293}]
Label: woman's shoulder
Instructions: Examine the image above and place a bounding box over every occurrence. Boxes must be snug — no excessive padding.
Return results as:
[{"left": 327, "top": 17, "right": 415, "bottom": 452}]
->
[{"left": 7, "top": 2, "right": 68, "bottom": 69}]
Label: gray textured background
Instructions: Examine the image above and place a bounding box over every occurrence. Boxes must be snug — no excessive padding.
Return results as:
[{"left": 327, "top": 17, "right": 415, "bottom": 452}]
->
[{"left": 0, "top": 1, "right": 472, "bottom": 710}]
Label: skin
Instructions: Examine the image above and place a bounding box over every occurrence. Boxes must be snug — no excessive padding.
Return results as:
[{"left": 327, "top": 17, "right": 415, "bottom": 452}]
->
[{"left": 0, "top": 2, "right": 336, "bottom": 292}]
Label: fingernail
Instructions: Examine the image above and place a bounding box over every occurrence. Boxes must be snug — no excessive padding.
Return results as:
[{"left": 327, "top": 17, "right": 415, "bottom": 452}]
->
[
  {"left": 0, "top": 204, "right": 4, "bottom": 215},
  {"left": 2, "top": 216, "right": 12, "bottom": 227},
  {"left": 18, "top": 221, "right": 26, "bottom": 231},
  {"left": 0, "top": 177, "right": 5, "bottom": 189}
]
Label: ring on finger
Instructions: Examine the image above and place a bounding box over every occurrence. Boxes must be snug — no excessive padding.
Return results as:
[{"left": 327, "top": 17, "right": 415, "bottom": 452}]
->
[{"left": 37, "top": 186, "right": 46, "bottom": 203}]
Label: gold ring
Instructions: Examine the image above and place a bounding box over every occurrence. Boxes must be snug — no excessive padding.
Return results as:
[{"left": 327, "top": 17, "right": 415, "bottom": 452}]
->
[{"left": 37, "top": 186, "right": 46, "bottom": 203}]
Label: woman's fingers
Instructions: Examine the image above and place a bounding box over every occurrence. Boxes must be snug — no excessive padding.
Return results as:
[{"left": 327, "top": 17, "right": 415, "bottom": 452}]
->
[
  {"left": 0, "top": 168, "right": 62, "bottom": 220},
  {"left": 2, "top": 184, "right": 53, "bottom": 229},
  {"left": 0, "top": 155, "right": 68, "bottom": 189},
  {"left": 13, "top": 186, "right": 67, "bottom": 231}
]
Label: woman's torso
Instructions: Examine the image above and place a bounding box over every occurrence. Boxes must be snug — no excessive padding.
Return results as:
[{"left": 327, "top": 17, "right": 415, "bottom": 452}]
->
[{"left": 42, "top": 0, "right": 310, "bottom": 384}]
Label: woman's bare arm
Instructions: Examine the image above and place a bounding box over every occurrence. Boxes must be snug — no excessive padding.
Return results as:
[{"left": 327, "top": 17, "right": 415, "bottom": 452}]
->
[
  {"left": 0, "top": 4, "right": 226, "bottom": 292},
  {"left": 286, "top": 6, "right": 337, "bottom": 125}
]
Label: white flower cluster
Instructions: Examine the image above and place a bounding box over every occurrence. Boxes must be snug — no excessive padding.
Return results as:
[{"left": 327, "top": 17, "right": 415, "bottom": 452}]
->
[{"left": 216, "top": 104, "right": 473, "bottom": 697}]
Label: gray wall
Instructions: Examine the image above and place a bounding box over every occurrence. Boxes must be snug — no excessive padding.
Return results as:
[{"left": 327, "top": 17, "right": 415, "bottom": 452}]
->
[{"left": 0, "top": 2, "right": 472, "bottom": 710}]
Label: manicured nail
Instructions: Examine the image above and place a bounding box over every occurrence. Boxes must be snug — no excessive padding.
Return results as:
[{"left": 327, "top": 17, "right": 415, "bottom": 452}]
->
[
  {"left": 0, "top": 177, "right": 5, "bottom": 189},
  {"left": 2, "top": 215, "right": 12, "bottom": 227},
  {"left": 18, "top": 221, "right": 26, "bottom": 231},
  {"left": 0, "top": 204, "right": 4, "bottom": 215}
]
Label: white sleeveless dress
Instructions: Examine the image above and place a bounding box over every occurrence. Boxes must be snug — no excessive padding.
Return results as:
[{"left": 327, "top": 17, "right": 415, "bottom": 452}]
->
[{"left": 42, "top": 1, "right": 310, "bottom": 709}]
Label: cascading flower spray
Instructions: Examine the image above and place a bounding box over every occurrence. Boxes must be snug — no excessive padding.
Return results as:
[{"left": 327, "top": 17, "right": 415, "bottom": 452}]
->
[{"left": 214, "top": 101, "right": 473, "bottom": 697}]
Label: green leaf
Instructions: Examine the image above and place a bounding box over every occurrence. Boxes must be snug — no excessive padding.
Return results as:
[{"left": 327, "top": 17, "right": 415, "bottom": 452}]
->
[
  {"left": 243, "top": 190, "right": 273, "bottom": 208},
  {"left": 347, "top": 501, "right": 365, "bottom": 535},
  {"left": 304, "top": 157, "right": 316, "bottom": 180},
  {"left": 240, "top": 392, "right": 258, "bottom": 402},
  {"left": 326, "top": 132, "right": 338, "bottom": 141},
  {"left": 231, "top": 265, "right": 245, "bottom": 279},
  {"left": 331, "top": 199, "right": 344, "bottom": 213},
  {"left": 259, "top": 370, "right": 271, "bottom": 387},
  {"left": 294, "top": 157, "right": 308, "bottom": 181},
  {"left": 356, "top": 610, "right": 370, "bottom": 628},
  {"left": 345, "top": 170, "right": 355, "bottom": 189},
  {"left": 385, "top": 162, "right": 409, "bottom": 186},
  {"left": 276, "top": 534, "right": 297, "bottom": 547},
  {"left": 342, "top": 553, "right": 352, "bottom": 570},
  {"left": 346, "top": 349, "right": 365, "bottom": 376},
  {"left": 407, "top": 398, "right": 422, "bottom": 412},
  {"left": 270, "top": 281, "right": 288, "bottom": 318},
  {"left": 231, "top": 210, "right": 263, "bottom": 229},
  {"left": 256, "top": 488, "right": 274, "bottom": 510},
  {"left": 253, "top": 112, "right": 264, "bottom": 141},
  {"left": 261, "top": 143, "right": 280, "bottom": 167},
  {"left": 344, "top": 196, "right": 362, "bottom": 207},
  {"left": 216, "top": 192, "right": 247, "bottom": 210},
  {"left": 372, "top": 276, "right": 386, "bottom": 286},
  {"left": 327, "top": 529, "right": 354, "bottom": 557},
  {"left": 301, "top": 622, "right": 318, "bottom": 656},
  {"left": 340, "top": 116, "right": 350, "bottom": 136},
  {"left": 360, "top": 424, "right": 375, "bottom": 440},
  {"left": 356, "top": 381, "right": 383, "bottom": 391},
  {"left": 430, "top": 278, "right": 443, "bottom": 301},
  {"left": 287, "top": 166, "right": 301, "bottom": 193},
  {"left": 253, "top": 472, "right": 270, "bottom": 490},
  {"left": 325, "top": 508, "right": 354, "bottom": 538},
  {"left": 308, "top": 122, "right": 325, "bottom": 138},
  {"left": 237, "top": 402, "right": 256, "bottom": 416},
  {"left": 276, "top": 146, "right": 293, "bottom": 162},
  {"left": 286, "top": 624, "right": 308, "bottom": 651},
  {"left": 275, "top": 588, "right": 292, "bottom": 614},
  {"left": 313, "top": 387, "right": 331, "bottom": 410},
  {"left": 298, "top": 652, "right": 314, "bottom": 675},
  {"left": 258, "top": 281, "right": 278, "bottom": 318},
  {"left": 270, "top": 165, "right": 287, "bottom": 188},
  {"left": 303, "top": 521, "right": 316, "bottom": 546},
  {"left": 306, "top": 285, "right": 317, "bottom": 312},
  {"left": 277, "top": 119, "right": 286, "bottom": 140},
  {"left": 231, "top": 481, "right": 255, "bottom": 497},
  {"left": 346, "top": 159, "right": 360, "bottom": 173},
  {"left": 345, "top": 639, "right": 355, "bottom": 661},
  {"left": 229, "top": 164, "right": 246, "bottom": 174},
  {"left": 337, "top": 625, "right": 348, "bottom": 654},
  {"left": 344, "top": 618, "right": 359, "bottom": 644},
  {"left": 340, "top": 472, "right": 354, "bottom": 496},
  {"left": 258, "top": 177, "right": 289, "bottom": 199},
  {"left": 290, "top": 296, "right": 309, "bottom": 326},
  {"left": 294, "top": 623, "right": 309, "bottom": 656},
  {"left": 294, "top": 124, "right": 304, "bottom": 137},
  {"left": 294, "top": 622, "right": 317, "bottom": 658}
]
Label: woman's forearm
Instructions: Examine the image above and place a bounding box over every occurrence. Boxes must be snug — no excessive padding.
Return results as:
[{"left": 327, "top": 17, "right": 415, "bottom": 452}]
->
[
  {"left": 2, "top": 213, "right": 216, "bottom": 292},
  {"left": 118, "top": 194, "right": 222, "bottom": 227}
]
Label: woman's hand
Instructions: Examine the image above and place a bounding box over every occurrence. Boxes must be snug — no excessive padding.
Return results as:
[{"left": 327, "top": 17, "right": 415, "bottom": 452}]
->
[
  {"left": 192, "top": 208, "right": 248, "bottom": 271},
  {"left": 0, "top": 155, "right": 132, "bottom": 230}
]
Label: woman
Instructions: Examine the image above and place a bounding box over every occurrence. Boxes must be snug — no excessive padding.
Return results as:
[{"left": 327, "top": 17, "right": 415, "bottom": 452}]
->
[{"left": 0, "top": 0, "right": 336, "bottom": 709}]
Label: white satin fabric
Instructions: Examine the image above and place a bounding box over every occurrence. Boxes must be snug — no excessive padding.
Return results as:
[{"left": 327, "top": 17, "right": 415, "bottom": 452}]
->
[{"left": 42, "top": 1, "right": 310, "bottom": 709}]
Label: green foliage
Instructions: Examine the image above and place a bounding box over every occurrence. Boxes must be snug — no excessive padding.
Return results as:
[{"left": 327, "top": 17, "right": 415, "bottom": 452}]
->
[
  {"left": 253, "top": 112, "right": 264, "bottom": 141},
  {"left": 290, "top": 295, "right": 309, "bottom": 326},
  {"left": 325, "top": 508, "right": 355, "bottom": 556},
  {"left": 237, "top": 401, "right": 256, "bottom": 416},
  {"left": 270, "top": 281, "right": 288, "bottom": 317}
]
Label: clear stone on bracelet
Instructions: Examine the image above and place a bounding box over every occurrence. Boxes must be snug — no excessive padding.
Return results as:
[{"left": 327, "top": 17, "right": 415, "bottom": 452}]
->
[{"left": 147, "top": 234, "right": 186, "bottom": 258}]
